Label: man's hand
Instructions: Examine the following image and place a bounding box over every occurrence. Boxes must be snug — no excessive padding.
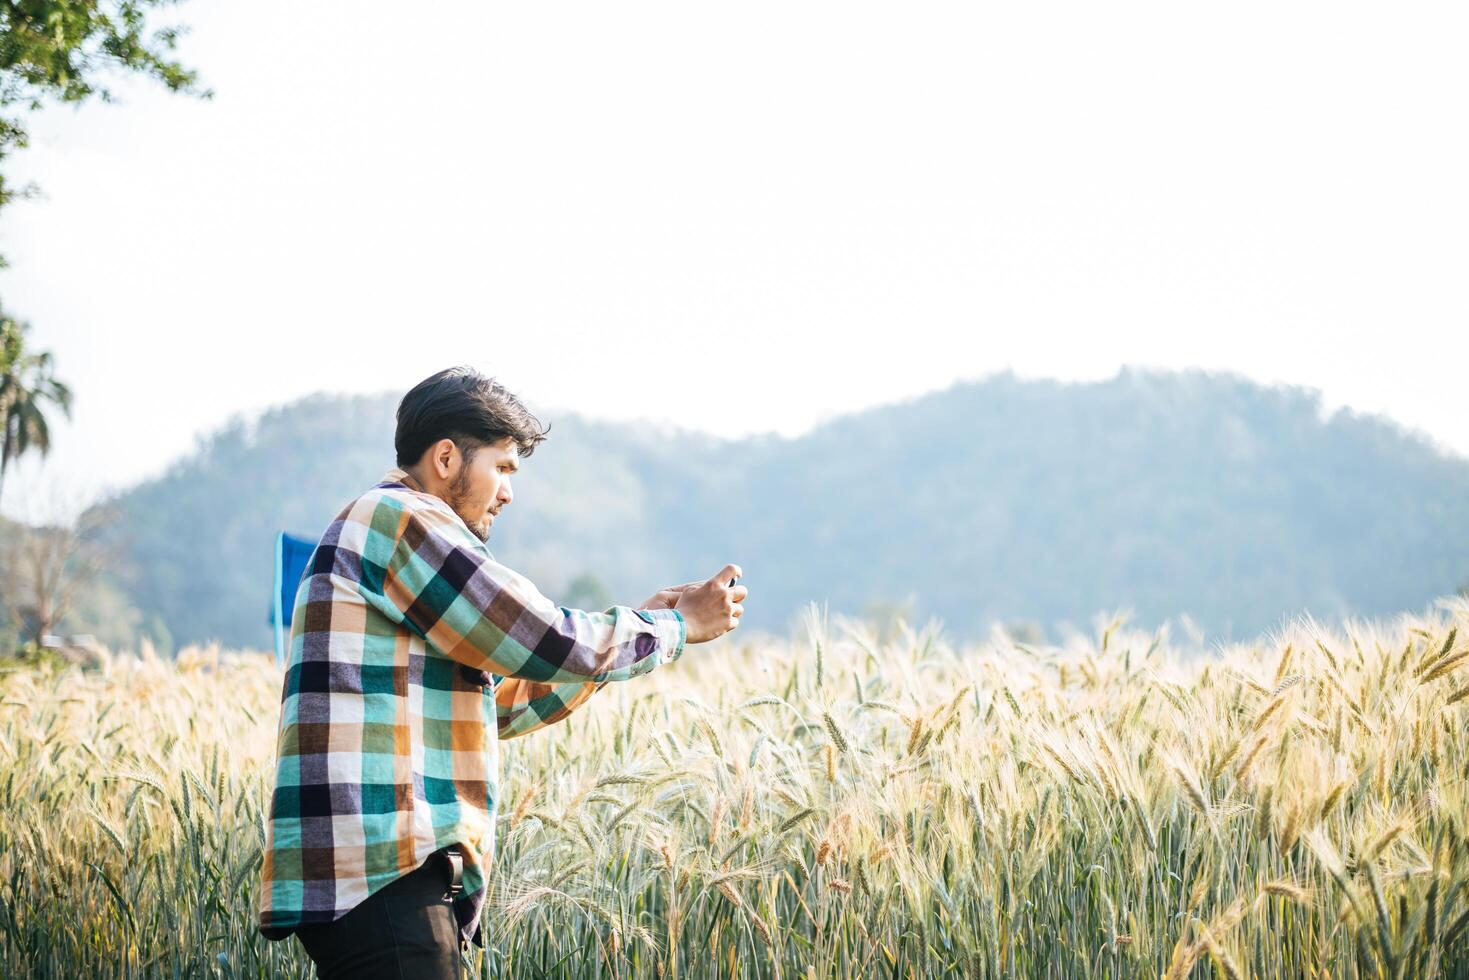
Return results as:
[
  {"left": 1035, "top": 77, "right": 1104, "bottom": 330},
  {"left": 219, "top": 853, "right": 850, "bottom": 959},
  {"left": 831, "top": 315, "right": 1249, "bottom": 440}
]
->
[{"left": 673, "top": 564, "right": 746, "bottom": 643}]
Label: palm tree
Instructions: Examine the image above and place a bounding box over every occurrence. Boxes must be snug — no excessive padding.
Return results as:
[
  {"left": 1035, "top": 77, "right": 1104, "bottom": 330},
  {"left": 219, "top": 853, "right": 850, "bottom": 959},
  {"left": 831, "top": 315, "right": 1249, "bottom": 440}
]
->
[{"left": 0, "top": 309, "right": 72, "bottom": 507}]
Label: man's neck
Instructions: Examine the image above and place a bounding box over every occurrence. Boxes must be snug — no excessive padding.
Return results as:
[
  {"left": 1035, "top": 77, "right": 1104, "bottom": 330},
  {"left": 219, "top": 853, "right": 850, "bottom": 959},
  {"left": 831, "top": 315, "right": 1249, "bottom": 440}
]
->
[{"left": 397, "top": 466, "right": 429, "bottom": 495}]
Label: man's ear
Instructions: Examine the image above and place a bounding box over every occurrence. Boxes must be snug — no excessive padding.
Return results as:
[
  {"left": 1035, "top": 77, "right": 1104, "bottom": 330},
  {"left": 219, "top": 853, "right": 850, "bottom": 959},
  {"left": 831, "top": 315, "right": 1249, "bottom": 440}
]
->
[{"left": 431, "top": 438, "right": 458, "bottom": 479}]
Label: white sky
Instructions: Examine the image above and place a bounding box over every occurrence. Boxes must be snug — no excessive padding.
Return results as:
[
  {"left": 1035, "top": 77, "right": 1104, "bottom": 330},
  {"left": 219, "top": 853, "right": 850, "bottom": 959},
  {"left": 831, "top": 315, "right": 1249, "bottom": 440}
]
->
[{"left": 3, "top": 0, "right": 1466, "bottom": 521}]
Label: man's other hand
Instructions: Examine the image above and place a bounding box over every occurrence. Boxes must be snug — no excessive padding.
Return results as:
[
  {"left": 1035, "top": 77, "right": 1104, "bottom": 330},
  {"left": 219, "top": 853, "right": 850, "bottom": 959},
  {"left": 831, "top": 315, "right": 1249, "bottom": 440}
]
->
[{"left": 672, "top": 565, "right": 746, "bottom": 643}]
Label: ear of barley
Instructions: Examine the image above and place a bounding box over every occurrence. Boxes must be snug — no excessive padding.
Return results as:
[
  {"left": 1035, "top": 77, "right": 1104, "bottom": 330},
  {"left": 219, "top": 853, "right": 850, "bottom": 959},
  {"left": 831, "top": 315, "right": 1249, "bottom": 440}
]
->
[
  {"left": 1269, "top": 673, "right": 1302, "bottom": 697},
  {"left": 1171, "top": 762, "right": 1209, "bottom": 814},
  {"left": 823, "top": 711, "right": 849, "bottom": 754},
  {"left": 1094, "top": 756, "right": 1119, "bottom": 800},
  {"left": 1366, "top": 819, "right": 1407, "bottom": 862},
  {"left": 1250, "top": 694, "right": 1288, "bottom": 732},
  {"left": 1262, "top": 879, "right": 1311, "bottom": 904},
  {"left": 748, "top": 732, "right": 768, "bottom": 770},
  {"left": 1213, "top": 736, "right": 1243, "bottom": 780},
  {"left": 935, "top": 711, "right": 961, "bottom": 742},
  {"left": 1272, "top": 643, "right": 1295, "bottom": 686},
  {"left": 1155, "top": 682, "right": 1189, "bottom": 716},
  {"left": 780, "top": 807, "right": 814, "bottom": 833},
  {"left": 1415, "top": 627, "right": 1457, "bottom": 677},
  {"left": 607, "top": 798, "right": 641, "bottom": 833},
  {"left": 708, "top": 794, "right": 726, "bottom": 845},
  {"left": 1280, "top": 803, "right": 1304, "bottom": 852},
  {"left": 1255, "top": 785, "right": 1274, "bottom": 838},
  {"left": 86, "top": 806, "right": 127, "bottom": 856},
  {"left": 750, "top": 912, "right": 774, "bottom": 946},
  {"left": 698, "top": 718, "right": 724, "bottom": 758},
  {"left": 905, "top": 716, "right": 926, "bottom": 756},
  {"left": 1319, "top": 780, "right": 1349, "bottom": 820},
  {"left": 1204, "top": 938, "right": 1245, "bottom": 980},
  {"left": 1234, "top": 735, "right": 1269, "bottom": 784},
  {"left": 1421, "top": 651, "right": 1468, "bottom": 684},
  {"left": 716, "top": 879, "right": 743, "bottom": 909},
  {"left": 1041, "top": 742, "right": 1083, "bottom": 784}
]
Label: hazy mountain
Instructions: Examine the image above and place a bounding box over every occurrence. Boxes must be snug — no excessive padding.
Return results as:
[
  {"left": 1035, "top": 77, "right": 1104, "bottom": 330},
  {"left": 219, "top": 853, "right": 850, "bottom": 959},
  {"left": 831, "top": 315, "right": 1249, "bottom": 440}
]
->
[{"left": 84, "top": 367, "right": 1469, "bottom": 652}]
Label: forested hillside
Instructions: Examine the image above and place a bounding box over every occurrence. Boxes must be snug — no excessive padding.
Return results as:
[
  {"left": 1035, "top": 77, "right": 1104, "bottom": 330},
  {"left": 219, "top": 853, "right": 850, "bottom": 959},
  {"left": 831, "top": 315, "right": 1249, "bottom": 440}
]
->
[{"left": 83, "top": 368, "right": 1469, "bottom": 651}]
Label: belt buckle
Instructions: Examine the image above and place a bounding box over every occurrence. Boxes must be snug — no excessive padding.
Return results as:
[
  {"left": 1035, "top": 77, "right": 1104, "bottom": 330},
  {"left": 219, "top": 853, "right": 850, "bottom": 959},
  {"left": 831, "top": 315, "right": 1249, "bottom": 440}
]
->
[{"left": 442, "top": 845, "right": 464, "bottom": 902}]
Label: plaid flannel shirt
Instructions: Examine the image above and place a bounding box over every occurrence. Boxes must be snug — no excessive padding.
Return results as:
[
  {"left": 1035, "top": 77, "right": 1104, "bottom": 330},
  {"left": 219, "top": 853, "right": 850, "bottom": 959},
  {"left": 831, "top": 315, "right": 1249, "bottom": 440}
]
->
[{"left": 258, "top": 468, "right": 686, "bottom": 944}]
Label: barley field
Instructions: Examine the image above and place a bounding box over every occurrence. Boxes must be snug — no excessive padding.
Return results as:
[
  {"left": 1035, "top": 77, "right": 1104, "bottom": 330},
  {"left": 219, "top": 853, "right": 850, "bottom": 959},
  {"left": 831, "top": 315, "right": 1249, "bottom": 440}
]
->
[{"left": 2, "top": 601, "right": 1467, "bottom": 979}]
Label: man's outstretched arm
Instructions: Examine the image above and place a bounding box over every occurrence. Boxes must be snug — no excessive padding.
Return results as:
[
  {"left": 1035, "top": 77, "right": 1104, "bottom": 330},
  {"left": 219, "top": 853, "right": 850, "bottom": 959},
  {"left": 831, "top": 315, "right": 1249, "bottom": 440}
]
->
[
  {"left": 357, "top": 497, "right": 687, "bottom": 683},
  {"left": 494, "top": 582, "right": 707, "bottom": 739}
]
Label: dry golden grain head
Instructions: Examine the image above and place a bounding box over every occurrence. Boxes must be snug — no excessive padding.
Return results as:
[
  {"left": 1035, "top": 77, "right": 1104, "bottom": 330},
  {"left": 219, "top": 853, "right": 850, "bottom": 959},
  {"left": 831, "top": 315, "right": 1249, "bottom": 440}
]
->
[
  {"left": 1273, "top": 643, "right": 1295, "bottom": 686},
  {"left": 1365, "top": 818, "right": 1408, "bottom": 863},
  {"left": 828, "top": 877, "right": 852, "bottom": 893},
  {"left": 716, "top": 880, "right": 743, "bottom": 909},
  {"left": 1319, "top": 780, "right": 1349, "bottom": 820},
  {"left": 1280, "top": 801, "right": 1304, "bottom": 852},
  {"left": 1186, "top": 874, "right": 1210, "bottom": 914},
  {"left": 751, "top": 913, "right": 773, "bottom": 946},
  {"left": 823, "top": 711, "right": 849, "bottom": 754},
  {"left": 1234, "top": 734, "right": 1270, "bottom": 785},
  {"left": 1422, "top": 651, "right": 1469, "bottom": 685},
  {"left": 511, "top": 785, "right": 537, "bottom": 826},
  {"left": 1163, "top": 938, "right": 1205, "bottom": 980},
  {"left": 816, "top": 838, "right": 832, "bottom": 865},
  {"left": 1168, "top": 757, "right": 1210, "bottom": 814},
  {"left": 1316, "top": 638, "right": 1340, "bottom": 674},
  {"left": 1261, "top": 879, "right": 1312, "bottom": 904},
  {"left": 708, "top": 794, "right": 727, "bottom": 846},
  {"left": 905, "top": 715, "right": 926, "bottom": 756},
  {"left": 1205, "top": 937, "right": 1245, "bottom": 980},
  {"left": 1250, "top": 693, "right": 1288, "bottom": 732}
]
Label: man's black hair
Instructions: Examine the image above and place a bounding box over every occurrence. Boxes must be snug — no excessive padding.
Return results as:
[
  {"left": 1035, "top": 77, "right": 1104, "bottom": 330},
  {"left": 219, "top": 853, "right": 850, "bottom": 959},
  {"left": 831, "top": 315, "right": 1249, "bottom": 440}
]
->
[{"left": 394, "top": 367, "right": 550, "bottom": 468}]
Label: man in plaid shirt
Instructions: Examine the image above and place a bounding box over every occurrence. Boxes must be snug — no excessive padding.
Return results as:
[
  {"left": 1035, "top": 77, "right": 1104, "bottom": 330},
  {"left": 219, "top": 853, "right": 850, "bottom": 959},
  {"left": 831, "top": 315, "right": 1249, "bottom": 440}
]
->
[{"left": 259, "top": 367, "right": 747, "bottom": 978}]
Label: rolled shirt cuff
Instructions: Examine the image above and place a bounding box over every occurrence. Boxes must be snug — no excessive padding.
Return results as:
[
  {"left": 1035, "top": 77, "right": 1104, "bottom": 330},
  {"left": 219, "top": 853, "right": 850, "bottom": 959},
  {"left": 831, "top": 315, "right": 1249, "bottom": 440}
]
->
[{"left": 635, "top": 607, "right": 687, "bottom": 664}]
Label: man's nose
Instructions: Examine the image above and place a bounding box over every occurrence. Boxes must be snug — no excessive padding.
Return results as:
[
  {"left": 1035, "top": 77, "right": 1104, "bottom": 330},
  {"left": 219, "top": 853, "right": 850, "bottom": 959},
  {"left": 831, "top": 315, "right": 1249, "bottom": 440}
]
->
[{"left": 499, "top": 479, "right": 513, "bottom": 504}]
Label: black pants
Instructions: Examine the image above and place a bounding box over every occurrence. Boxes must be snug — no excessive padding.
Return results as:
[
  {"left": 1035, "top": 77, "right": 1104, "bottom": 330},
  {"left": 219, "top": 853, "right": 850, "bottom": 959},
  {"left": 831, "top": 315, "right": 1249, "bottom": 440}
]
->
[{"left": 295, "top": 851, "right": 464, "bottom": 980}]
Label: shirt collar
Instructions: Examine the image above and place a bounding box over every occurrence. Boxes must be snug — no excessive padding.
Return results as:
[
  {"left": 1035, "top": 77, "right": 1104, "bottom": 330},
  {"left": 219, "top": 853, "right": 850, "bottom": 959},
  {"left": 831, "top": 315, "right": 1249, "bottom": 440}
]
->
[{"left": 377, "top": 468, "right": 496, "bottom": 559}]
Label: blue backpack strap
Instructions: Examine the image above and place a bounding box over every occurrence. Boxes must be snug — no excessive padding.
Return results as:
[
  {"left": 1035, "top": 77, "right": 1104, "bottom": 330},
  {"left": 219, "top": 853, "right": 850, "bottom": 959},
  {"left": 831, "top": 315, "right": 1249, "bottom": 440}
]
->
[{"left": 272, "top": 531, "right": 287, "bottom": 667}]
